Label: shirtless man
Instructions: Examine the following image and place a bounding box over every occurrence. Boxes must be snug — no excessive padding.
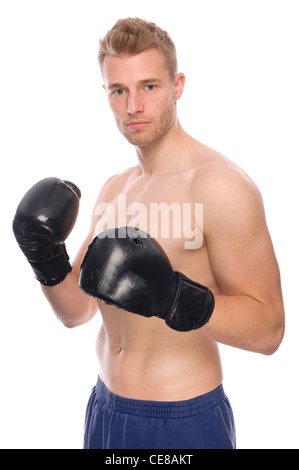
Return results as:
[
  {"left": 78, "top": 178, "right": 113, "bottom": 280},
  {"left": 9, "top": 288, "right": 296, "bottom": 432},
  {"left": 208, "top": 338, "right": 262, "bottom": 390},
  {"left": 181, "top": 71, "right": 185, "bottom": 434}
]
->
[{"left": 13, "top": 18, "right": 285, "bottom": 449}]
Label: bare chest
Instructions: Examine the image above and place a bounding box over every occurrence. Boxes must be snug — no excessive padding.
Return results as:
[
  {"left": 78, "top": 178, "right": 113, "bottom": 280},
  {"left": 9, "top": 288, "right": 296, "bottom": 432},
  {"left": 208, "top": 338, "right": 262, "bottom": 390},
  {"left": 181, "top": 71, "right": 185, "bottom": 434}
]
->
[{"left": 94, "top": 178, "right": 204, "bottom": 264}]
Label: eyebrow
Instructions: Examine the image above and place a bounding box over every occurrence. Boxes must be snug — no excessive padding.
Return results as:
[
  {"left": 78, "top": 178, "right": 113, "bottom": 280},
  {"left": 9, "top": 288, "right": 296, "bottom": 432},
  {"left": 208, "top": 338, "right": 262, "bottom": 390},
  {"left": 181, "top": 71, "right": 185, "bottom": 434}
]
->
[{"left": 108, "top": 77, "right": 163, "bottom": 90}]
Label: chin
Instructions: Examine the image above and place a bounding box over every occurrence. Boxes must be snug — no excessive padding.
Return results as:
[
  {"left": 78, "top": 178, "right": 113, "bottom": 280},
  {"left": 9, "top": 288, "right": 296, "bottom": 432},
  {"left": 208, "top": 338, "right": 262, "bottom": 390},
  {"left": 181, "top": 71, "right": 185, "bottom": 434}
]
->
[{"left": 123, "top": 132, "right": 157, "bottom": 148}]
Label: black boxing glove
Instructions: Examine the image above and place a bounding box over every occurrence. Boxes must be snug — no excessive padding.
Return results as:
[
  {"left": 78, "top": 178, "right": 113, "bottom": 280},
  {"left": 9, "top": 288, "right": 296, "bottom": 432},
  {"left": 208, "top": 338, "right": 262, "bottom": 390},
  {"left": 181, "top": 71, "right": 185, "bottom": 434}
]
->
[
  {"left": 79, "top": 226, "right": 214, "bottom": 332},
  {"left": 13, "top": 177, "right": 81, "bottom": 286}
]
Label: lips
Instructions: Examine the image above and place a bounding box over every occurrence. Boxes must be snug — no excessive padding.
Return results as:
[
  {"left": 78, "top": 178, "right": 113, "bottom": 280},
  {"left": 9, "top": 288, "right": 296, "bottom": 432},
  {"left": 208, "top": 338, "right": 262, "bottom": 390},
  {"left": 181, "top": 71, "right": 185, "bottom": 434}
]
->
[{"left": 127, "top": 120, "right": 150, "bottom": 130}]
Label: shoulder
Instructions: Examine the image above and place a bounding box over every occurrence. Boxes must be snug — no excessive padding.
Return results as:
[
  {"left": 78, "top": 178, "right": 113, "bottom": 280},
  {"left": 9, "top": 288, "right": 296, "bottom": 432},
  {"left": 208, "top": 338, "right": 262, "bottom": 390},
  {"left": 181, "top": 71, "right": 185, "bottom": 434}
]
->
[
  {"left": 95, "top": 165, "right": 140, "bottom": 202},
  {"left": 89, "top": 165, "right": 139, "bottom": 231},
  {"left": 191, "top": 142, "right": 262, "bottom": 203},
  {"left": 190, "top": 144, "right": 266, "bottom": 236}
]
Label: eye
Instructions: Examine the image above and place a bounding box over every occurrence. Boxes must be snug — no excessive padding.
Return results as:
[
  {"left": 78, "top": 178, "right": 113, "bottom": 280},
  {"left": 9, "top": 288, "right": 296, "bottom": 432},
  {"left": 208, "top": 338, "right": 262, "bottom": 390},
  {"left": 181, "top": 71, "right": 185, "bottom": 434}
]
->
[
  {"left": 145, "top": 85, "right": 155, "bottom": 91},
  {"left": 113, "top": 89, "right": 124, "bottom": 96}
]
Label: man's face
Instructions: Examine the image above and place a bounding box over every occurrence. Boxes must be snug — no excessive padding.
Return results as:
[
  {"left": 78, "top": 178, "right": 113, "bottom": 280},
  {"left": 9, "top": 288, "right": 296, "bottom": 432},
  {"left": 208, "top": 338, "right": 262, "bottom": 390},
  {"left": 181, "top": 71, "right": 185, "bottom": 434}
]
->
[{"left": 102, "top": 48, "right": 183, "bottom": 148}]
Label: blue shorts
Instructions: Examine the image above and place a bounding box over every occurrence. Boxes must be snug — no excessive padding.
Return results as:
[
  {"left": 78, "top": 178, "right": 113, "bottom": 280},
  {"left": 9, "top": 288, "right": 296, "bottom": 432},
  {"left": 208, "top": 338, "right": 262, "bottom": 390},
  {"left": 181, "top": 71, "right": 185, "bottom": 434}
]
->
[{"left": 83, "top": 377, "right": 236, "bottom": 449}]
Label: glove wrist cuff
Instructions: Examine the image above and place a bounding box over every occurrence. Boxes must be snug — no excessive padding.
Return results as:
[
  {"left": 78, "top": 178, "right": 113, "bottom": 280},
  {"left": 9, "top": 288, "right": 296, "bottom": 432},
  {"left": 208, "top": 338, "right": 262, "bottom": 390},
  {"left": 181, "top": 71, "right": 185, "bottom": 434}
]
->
[
  {"left": 165, "top": 272, "right": 215, "bottom": 332},
  {"left": 29, "top": 244, "right": 72, "bottom": 286}
]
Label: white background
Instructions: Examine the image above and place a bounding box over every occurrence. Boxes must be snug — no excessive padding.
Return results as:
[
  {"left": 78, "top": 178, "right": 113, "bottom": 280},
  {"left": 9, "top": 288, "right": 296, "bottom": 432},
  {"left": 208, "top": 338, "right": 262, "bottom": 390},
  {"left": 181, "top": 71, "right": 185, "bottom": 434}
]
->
[{"left": 0, "top": 0, "right": 298, "bottom": 449}]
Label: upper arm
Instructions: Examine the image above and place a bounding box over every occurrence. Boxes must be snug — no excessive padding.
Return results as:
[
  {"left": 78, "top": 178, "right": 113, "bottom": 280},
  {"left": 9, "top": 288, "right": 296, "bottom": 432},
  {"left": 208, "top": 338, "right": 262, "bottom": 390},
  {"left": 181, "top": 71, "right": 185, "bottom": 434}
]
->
[
  {"left": 203, "top": 168, "right": 283, "bottom": 313},
  {"left": 72, "top": 172, "right": 121, "bottom": 275}
]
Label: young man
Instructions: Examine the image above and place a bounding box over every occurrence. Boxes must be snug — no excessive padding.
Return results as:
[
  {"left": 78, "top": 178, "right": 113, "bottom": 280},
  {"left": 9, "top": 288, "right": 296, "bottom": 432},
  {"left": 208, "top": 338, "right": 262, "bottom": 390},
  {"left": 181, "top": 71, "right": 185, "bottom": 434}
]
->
[{"left": 13, "top": 18, "right": 285, "bottom": 449}]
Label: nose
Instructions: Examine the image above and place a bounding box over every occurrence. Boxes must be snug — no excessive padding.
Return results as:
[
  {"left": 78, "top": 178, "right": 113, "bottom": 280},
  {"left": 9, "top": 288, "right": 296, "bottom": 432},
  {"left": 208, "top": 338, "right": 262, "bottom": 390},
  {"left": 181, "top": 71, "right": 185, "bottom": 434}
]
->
[{"left": 127, "top": 90, "right": 144, "bottom": 115}]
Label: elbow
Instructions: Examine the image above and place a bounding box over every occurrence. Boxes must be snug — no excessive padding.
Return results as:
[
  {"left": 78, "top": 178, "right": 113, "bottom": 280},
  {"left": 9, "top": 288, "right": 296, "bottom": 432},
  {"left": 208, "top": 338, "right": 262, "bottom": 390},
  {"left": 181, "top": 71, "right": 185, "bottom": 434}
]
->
[
  {"left": 260, "top": 315, "right": 285, "bottom": 356},
  {"left": 61, "top": 313, "right": 95, "bottom": 329},
  {"left": 60, "top": 309, "right": 97, "bottom": 329},
  {"left": 54, "top": 312, "right": 89, "bottom": 328},
  {"left": 58, "top": 301, "right": 98, "bottom": 329},
  {"left": 262, "top": 340, "right": 282, "bottom": 357},
  {"left": 62, "top": 320, "right": 83, "bottom": 329}
]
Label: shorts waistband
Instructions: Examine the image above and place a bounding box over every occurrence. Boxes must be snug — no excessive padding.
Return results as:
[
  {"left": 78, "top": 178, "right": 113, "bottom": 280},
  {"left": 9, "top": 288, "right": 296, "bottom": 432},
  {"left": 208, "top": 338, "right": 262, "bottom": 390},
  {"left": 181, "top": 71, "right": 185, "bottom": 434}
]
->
[{"left": 95, "top": 377, "right": 225, "bottom": 418}]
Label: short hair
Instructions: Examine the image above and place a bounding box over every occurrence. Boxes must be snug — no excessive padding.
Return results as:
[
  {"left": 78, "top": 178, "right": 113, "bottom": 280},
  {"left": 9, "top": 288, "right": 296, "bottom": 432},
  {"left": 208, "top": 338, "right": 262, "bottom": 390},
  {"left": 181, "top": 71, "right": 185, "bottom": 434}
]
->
[{"left": 98, "top": 18, "right": 178, "bottom": 80}]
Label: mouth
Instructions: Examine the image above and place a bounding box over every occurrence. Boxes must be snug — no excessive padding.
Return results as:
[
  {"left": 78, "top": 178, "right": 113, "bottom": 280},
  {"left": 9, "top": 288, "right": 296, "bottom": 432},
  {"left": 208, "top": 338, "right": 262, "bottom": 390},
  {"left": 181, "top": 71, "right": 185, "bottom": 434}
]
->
[{"left": 126, "top": 120, "right": 151, "bottom": 130}]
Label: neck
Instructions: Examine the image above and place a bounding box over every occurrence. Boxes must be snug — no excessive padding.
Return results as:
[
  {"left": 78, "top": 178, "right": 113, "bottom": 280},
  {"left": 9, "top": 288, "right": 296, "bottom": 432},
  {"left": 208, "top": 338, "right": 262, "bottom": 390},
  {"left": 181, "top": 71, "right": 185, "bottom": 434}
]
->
[{"left": 135, "top": 119, "right": 190, "bottom": 179}]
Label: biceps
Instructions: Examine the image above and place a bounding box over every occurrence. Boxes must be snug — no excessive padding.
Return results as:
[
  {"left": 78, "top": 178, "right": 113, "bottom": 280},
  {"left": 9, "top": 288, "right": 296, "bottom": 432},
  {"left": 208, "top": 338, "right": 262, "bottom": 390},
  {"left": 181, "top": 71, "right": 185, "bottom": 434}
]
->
[{"left": 207, "top": 225, "right": 281, "bottom": 302}]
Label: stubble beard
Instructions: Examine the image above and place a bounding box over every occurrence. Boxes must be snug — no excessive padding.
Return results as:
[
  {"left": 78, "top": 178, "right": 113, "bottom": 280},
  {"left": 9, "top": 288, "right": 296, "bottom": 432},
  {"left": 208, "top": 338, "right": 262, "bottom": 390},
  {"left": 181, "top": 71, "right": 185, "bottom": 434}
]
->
[{"left": 116, "top": 104, "right": 176, "bottom": 148}]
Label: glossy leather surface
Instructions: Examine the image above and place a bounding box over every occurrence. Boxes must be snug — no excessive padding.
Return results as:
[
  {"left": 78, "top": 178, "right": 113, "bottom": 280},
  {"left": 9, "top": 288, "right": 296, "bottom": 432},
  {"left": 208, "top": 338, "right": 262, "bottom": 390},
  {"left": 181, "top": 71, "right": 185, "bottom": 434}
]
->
[
  {"left": 80, "top": 226, "right": 178, "bottom": 317},
  {"left": 80, "top": 226, "right": 214, "bottom": 331},
  {"left": 13, "top": 177, "right": 80, "bottom": 285}
]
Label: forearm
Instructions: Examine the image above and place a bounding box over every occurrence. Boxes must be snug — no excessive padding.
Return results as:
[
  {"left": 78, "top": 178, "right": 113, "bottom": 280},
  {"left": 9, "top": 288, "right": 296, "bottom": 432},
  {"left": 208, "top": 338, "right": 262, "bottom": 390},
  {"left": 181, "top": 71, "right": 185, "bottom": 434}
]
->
[
  {"left": 41, "top": 269, "right": 98, "bottom": 328},
  {"left": 200, "top": 294, "right": 285, "bottom": 355}
]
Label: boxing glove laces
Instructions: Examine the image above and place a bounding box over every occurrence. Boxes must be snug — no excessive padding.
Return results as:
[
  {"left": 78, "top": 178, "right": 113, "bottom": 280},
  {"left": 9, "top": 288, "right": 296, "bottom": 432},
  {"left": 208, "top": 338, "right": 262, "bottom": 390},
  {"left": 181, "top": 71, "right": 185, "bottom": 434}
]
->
[
  {"left": 79, "top": 226, "right": 214, "bottom": 332},
  {"left": 13, "top": 177, "right": 81, "bottom": 286}
]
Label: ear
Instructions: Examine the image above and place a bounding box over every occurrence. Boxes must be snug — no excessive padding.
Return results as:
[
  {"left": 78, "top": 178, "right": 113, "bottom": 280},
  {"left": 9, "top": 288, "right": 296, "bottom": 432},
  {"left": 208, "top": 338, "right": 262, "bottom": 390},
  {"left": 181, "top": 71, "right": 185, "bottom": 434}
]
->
[{"left": 174, "top": 73, "right": 186, "bottom": 101}]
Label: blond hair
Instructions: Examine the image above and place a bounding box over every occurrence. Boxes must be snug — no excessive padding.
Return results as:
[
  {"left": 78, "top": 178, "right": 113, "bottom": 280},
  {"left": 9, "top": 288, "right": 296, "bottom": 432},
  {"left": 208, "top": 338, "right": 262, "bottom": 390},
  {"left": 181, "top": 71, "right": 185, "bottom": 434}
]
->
[{"left": 98, "top": 18, "right": 178, "bottom": 80}]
